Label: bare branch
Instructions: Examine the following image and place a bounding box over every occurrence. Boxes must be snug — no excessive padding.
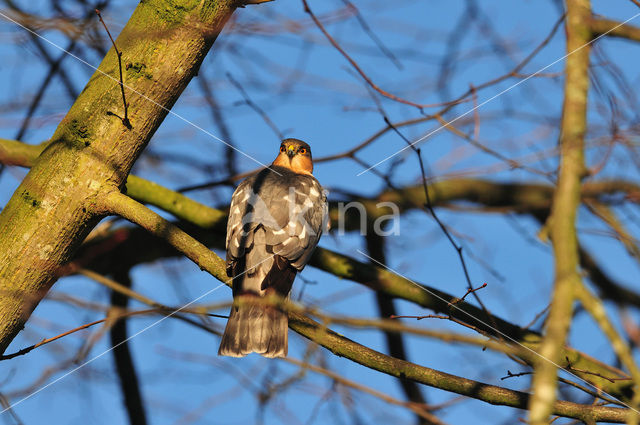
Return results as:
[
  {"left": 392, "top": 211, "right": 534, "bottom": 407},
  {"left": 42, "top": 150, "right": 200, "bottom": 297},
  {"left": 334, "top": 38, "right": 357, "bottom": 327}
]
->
[{"left": 529, "top": 0, "right": 593, "bottom": 422}]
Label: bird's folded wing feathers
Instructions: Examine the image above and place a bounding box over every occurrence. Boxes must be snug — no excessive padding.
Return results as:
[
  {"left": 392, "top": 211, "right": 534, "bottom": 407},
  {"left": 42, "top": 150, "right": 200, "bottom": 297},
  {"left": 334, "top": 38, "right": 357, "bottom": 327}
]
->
[{"left": 226, "top": 170, "right": 327, "bottom": 272}]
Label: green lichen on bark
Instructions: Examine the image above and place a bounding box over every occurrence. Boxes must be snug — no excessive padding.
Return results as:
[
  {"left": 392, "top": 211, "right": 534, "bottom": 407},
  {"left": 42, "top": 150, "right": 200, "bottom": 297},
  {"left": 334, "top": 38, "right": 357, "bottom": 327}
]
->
[
  {"left": 146, "top": 0, "right": 200, "bottom": 26},
  {"left": 125, "top": 62, "right": 154, "bottom": 80}
]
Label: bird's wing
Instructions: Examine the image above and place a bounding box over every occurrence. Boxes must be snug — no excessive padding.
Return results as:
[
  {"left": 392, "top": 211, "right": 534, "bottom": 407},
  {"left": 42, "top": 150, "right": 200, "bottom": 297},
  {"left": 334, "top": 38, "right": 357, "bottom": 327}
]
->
[
  {"left": 226, "top": 170, "right": 327, "bottom": 278},
  {"left": 226, "top": 178, "right": 251, "bottom": 269},
  {"left": 262, "top": 175, "right": 327, "bottom": 270},
  {"left": 225, "top": 176, "right": 276, "bottom": 272}
]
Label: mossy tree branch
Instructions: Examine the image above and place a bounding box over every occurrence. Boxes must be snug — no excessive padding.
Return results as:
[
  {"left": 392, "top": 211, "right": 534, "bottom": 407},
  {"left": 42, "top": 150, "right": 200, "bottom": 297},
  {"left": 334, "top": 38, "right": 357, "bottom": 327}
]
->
[
  {"left": 528, "top": 0, "right": 592, "bottom": 422},
  {"left": 0, "top": 138, "right": 48, "bottom": 167},
  {"left": 287, "top": 312, "right": 629, "bottom": 424},
  {"left": 100, "top": 190, "right": 228, "bottom": 283}
]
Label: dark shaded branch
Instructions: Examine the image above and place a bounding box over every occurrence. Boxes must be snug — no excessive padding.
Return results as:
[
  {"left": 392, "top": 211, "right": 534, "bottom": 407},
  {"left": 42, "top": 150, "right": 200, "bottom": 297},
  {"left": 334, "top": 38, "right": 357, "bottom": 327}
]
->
[
  {"left": 198, "top": 74, "right": 237, "bottom": 178},
  {"left": 365, "top": 231, "right": 433, "bottom": 425},
  {"left": 110, "top": 269, "right": 147, "bottom": 425}
]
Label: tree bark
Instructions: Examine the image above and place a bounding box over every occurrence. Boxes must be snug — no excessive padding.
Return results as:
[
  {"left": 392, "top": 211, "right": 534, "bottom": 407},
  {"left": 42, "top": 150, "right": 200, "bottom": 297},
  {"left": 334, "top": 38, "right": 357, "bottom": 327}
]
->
[{"left": 528, "top": 0, "right": 592, "bottom": 422}]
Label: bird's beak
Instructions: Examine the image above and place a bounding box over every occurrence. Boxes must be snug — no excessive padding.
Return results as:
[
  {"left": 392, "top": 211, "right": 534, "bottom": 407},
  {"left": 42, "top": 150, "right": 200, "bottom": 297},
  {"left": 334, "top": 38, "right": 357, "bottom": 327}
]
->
[{"left": 286, "top": 145, "right": 296, "bottom": 158}]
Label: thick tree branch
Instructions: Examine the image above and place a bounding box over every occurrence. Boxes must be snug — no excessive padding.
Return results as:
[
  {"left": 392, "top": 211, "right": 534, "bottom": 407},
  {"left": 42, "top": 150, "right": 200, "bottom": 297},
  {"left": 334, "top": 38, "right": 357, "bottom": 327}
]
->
[
  {"left": 2, "top": 137, "right": 638, "bottom": 228},
  {"left": 101, "top": 190, "right": 227, "bottom": 283},
  {"left": 287, "top": 312, "right": 629, "bottom": 424},
  {"left": 0, "top": 138, "right": 48, "bottom": 168},
  {"left": 528, "top": 0, "right": 592, "bottom": 422},
  {"left": 590, "top": 17, "right": 640, "bottom": 43},
  {"left": 0, "top": 1, "right": 238, "bottom": 354}
]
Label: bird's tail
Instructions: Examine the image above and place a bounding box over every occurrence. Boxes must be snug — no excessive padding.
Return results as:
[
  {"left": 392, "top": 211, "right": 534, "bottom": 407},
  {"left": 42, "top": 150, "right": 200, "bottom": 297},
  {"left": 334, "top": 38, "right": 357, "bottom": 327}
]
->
[{"left": 218, "top": 294, "right": 288, "bottom": 358}]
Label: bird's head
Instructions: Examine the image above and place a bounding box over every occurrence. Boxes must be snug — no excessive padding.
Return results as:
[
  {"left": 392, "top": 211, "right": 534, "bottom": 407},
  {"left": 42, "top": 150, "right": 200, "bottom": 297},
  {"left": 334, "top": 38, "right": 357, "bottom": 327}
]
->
[{"left": 272, "top": 138, "right": 313, "bottom": 175}]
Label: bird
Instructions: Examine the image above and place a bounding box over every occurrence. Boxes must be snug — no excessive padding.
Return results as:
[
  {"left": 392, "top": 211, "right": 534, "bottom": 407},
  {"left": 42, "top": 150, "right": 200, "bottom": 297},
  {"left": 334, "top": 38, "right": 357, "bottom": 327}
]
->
[{"left": 219, "top": 138, "right": 328, "bottom": 358}]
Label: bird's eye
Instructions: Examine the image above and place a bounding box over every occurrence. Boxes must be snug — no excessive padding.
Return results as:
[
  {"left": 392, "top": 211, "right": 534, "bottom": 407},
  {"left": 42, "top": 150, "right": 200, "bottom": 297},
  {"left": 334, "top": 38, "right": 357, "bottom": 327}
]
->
[
  {"left": 298, "top": 147, "right": 307, "bottom": 154},
  {"left": 280, "top": 145, "right": 286, "bottom": 153}
]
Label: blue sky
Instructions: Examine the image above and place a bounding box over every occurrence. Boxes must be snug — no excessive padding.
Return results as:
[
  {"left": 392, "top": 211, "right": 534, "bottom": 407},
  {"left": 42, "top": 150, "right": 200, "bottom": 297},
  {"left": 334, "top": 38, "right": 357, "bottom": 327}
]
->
[{"left": 1, "top": 1, "right": 640, "bottom": 424}]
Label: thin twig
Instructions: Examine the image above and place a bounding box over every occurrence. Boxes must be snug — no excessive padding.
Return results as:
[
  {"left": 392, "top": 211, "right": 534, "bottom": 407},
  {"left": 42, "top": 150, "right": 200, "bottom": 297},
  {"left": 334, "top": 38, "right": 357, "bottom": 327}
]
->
[
  {"left": 448, "top": 283, "right": 488, "bottom": 307},
  {"left": 0, "top": 317, "right": 107, "bottom": 360},
  {"left": 301, "top": 0, "right": 466, "bottom": 111},
  {"left": 227, "top": 72, "right": 283, "bottom": 140},
  {"left": 356, "top": 84, "right": 486, "bottom": 308},
  {"left": 96, "top": 9, "right": 131, "bottom": 129},
  {"left": 501, "top": 370, "right": 533, "bottom": 381},
  {"left": 380, "top": 114, "right": 500, "bottom": 333},
  {"left": 237, "top": 0, "right": 275, "bottom": 5},
  {"left": 340, "top": 0, "right": 402, "bottom": 69},
  {"left": 524, "top": 304, "right": 550, "bottom": 330},
  {"left": 565, "top": 357, "right": 631, "bottom": 384},
  {"left": 389, "top": 313, "right": 487, "bottom": 335},
  {"left": 284, "top": 357, "right": 444, "bottom": 424}
]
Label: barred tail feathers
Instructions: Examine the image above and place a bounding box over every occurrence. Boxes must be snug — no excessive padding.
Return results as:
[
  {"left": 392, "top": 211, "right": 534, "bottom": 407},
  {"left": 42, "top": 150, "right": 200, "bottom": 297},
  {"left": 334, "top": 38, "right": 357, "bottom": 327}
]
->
[
  {"left": 220, "top": 224, "right": 298, "bottom": 358},
  {"left": 218, "top": 294, "right": 288, "bottom": 358}
]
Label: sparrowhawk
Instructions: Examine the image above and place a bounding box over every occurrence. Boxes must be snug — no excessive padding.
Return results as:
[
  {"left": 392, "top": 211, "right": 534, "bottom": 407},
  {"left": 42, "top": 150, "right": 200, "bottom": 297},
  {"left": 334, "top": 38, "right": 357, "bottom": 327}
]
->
[{"left": 218, "top": 138, "right": 328, "bottom": 358}]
